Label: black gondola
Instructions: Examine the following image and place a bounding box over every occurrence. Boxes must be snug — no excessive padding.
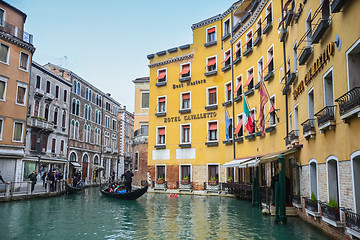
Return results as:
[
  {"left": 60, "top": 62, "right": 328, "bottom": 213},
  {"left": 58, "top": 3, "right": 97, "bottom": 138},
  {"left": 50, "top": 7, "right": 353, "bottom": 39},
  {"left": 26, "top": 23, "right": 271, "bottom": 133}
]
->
[
  {"left": 100, "top": 184, "right": 148, "bottom": 200},
  {"left": 65, "top": 181, "right": 85, "bottom": 194}
]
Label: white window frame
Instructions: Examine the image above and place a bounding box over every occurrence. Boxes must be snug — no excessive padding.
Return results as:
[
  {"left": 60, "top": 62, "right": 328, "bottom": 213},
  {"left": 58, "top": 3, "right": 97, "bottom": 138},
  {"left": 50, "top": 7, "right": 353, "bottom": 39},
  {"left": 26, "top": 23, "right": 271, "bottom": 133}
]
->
[
  {"left": 269, "top": 94, "right": 276, "bottom": 126},
  {"left": 180, "top": 123, "right": 191, "bottom": 144},
  {"left": 15, "top": 81, "right": 27, "bottom": 106},
  {"left": 257, "top": 57, "right": 264, "bottom": 83},
  {"left": 308, "top": 87, "right": 315, "bottom": 119},
  {"left": 237, "top": 113, "right": 244, "bottom": 137},
  {"left": 207, "top": 120, "right": 218, "bottom": 142},
  {"left": 326, "top": 156, "right": 341, "bottom": 207},
  {"left": 0, "top": 42, "right": 10, "bottom": 64},
  {"left": 157, "top": 68, "right": 167, "bottom": 83},
  {"left": 180, "top": 62, "right": 191, "bottom": 78},
  {"left": 180, "top": 91, "right": 191, "bottom": 110},
  {"left": 157, "top": 95, "right": 167, "bottom": 113},
  {"left": 223, "top": 17, "right": 230, "bottom": 36},
  {"left": 0, "top": 75, "right": 8, "bottom": 101},
  {"left": 323, "top": 67, "right": 334, "bottom": 107},
  {"left": 235, "top": 40, "right": 242, "bottom": 59},
  {"left": 224, "top": 49, "right": 231, "bottom": 67},
  {"left": 0, "top": 7, "right": 6, "bottom": 27},
  {"left": 179, "top": 164, "right": 192, "bottom": 182},
  {"left": 306, "top": 10, "right": 312, "bottom": 47},
  {"left": 12, "top": 120, "right": 24, "bottom": 142},
  {"left": 206, "top": 25, "right": 217, "bottom": 43},
  {"left": 226, "top": 117, "right": 233, "bottom": 140},
  {"left": 206, "top": 86, "right": 218, "bottom": 107},
  {"left": 206, "top": 55, "right": 217, "bottom": 73},
  {"left": 289, "top": 112, "right": 293, "bottom": 132},
  {"left": 266, "top": 1, "right": 273, "bottom": 23},
  {"left": 235, "top": 74, "right": 243, "bottom": 97},
  {"left": 246, "top": 67, "right": 255, "bottom": 90},
  {"left": 206, "top": 163, "right": 220, "bottom": 182},
  {"left": 140, "top": 91, "right": 149, "bottom": 109},
  {"left": 246, "top": 29, "right": 253, "bottom": 50},
  {"left": 0, "top": 116, "right": 4, "bottom": 141},
  {"left": 19, "top": 51, "right": 30, "bottom": 72},
  {"left": 155, "top": 164, "right": 166, "bottom": 181},
  {"left": 105, "top": 115, "right": 110, "bottom": 128},
  {"left": 112, "top": 118, "right": 117, "bottom": 131},
  {"left": 224, "top": 81, "right": 232, "bottom": 102},
  {"left": 309, "top": 159, "right": 319, "bottom": 199},
  {"left": 293, "top": 41, "right": 298, "bottom": 72},
  {"left": 294, "top": 104, "right": 299, "bottom": 131},
  {"left": 267, "top": 45, "right": 275, "bottom": 73},
  {"left": 156, "top": 126, "right": 166, "bottom": 146}
]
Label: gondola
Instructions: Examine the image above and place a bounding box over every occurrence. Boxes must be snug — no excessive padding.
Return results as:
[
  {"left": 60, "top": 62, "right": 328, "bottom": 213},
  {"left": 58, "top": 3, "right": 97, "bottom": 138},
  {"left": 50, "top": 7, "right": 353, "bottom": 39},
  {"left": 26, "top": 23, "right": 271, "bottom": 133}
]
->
[
  {"left": 65, "top": 181, "right": 85, "bottom": 194},
  {"left": 100, "top": 183, "right": 148, "bottom": 200}
]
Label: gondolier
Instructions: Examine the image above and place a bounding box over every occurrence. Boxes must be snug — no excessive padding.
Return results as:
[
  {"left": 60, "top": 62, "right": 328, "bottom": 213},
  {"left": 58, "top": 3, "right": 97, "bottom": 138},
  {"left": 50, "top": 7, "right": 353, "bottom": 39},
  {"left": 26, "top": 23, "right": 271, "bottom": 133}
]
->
[{"left": 122, "top": 170, "right": 134, "bottom": 193}]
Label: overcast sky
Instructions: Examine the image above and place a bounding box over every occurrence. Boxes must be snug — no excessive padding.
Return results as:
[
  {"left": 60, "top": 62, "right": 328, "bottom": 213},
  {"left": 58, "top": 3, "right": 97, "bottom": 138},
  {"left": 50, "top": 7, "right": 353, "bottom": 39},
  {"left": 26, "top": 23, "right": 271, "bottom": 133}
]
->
[{"left": 10, "top": 0, "right": 236, "bottom": 112}]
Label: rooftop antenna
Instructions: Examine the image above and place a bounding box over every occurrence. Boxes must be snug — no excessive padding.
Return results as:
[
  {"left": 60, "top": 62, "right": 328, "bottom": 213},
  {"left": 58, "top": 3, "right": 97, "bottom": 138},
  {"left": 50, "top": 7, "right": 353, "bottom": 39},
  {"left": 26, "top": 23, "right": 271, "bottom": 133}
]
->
[{"left": 64, "top": 56, "right": 68, "bottom": 67}]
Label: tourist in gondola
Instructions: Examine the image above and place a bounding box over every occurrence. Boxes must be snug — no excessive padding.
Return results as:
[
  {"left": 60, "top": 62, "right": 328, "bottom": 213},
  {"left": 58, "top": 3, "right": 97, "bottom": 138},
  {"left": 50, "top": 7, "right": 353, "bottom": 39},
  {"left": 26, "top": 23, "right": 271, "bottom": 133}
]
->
[{"left": 122, "top": 169, "right": 134, "bottom": 193}]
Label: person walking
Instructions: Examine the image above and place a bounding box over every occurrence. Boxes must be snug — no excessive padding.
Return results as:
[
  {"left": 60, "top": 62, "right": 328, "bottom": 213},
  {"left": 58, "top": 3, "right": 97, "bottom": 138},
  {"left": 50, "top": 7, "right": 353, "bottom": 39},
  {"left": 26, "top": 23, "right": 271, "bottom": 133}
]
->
[
  {"left": 47, "top": 170, "right": 55, "bottom": 192},
  {"left": 122, "top": 169, "right": 134, "bottom": 193},
  {"left": 28, "top": 171, "right": 38, "bottom": 193}
]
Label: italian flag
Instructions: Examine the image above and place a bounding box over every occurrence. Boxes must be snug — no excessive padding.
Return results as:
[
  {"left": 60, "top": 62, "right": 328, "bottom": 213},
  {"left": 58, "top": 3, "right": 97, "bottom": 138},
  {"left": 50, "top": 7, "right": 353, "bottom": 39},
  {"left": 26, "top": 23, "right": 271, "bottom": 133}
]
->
[{"left": 243, "top": 97, "right": 254, "bottom": 133}]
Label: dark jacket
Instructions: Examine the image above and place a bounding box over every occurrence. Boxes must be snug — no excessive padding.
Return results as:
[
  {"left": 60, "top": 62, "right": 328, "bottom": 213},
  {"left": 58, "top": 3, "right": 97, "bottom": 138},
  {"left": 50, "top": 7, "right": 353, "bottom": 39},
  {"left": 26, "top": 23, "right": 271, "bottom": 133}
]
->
[
  {"left": 124, "top": 171, "right": 134, "bottom": 183},
  {"left": 28, "top": 173, "right": 37, "bottom": 183}
]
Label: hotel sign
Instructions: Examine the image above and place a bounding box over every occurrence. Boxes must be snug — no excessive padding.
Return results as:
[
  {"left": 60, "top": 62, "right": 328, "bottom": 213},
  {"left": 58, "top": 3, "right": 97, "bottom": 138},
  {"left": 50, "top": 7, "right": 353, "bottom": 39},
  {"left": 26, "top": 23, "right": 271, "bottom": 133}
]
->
[
  {"left": 173, "top": 79, "right": 206, "bottom": 89},
  {"left": 293, "top": 42, "right": 335, "bottom": 99},
  {"left": 164, "top": 112, "right": 217, "bottom": 123}
]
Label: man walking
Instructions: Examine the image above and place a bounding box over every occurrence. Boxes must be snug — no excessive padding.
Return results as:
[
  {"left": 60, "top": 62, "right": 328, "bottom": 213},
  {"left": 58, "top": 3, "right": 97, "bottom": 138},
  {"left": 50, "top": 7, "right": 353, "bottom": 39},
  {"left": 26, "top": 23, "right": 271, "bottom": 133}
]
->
[
  {"left": 123, "top": 170, "right": 134, "bottom": 193},
  {"left": 28, "top": 171, "right": 37, "bottom": 193}
]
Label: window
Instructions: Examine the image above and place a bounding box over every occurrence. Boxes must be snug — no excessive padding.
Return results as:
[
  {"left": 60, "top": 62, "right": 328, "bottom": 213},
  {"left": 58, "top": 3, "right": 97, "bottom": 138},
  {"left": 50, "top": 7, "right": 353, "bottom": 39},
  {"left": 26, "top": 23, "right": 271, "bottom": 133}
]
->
[
  {"left": 36, "top": 75, "right": 41, "bottom": 89},
  {"left": 206, "top": 56, "right": 217, "bottom": 72},
  {"left": 112, "top": 106, "right": 117, "bottom": 115},
  {"left": 0, "top": 43, "right": 9, "bottom": 64},
  {"left": 323, "top": 68, "right": 334, "bottom": 107},
  {"left": 77, "top": 82, "right": 81, "bottom": 95},
  {"left": 321, "top": 0, "right": 330, "bottom": 20},
  {"left": 51, "top": 138, "right": 56, "bottom": 153},
  {"left": 105, "top": 116, "right": 110, "bottom": 128},
  {"left": 89, "top": 89, "right": 92, "bottom": 102},
  {"left": 269, "top": 96, "right": 276, "bottom": 126},
  {"left": 293, "top": 42, "right": 298, "bottom": 72},
  {"left": 181, "top": 92, "right": 190, "bottom": 110},
  {"left": 44, "top": 104, "right": 49, "bottom": 121},
  {"left": 308, "top": 88, "right": 315, "bottom": 119},
  {"left": 207, "top": 26, "right": 216, "bottom": 43},
  {"left": 235, "top": 41, "right": 241, "bottom": 59},
  {"left": 256, "top": 17, "right": 262, "bottom": 39},
  {"left": 76, "top": 100, "right": 80, "bottom": 116},
  {"left": 208, "top": 121, "right": 218, "bottom": 142},
  {"left": 258, "top": 58, "right": 264, "bottom": 83},
  {"left": 208, "top": 164, "right": 219, "bottom": 181},
  {"left": 16, "top": 83, "right": 27, "bottom": 106},
  {"left": 235, "top": 75, "right": 243, "bottom": 97},
  {"left": 0, "top": 75, "right": 7, "bottom": 101},
  {"left": 106, "top": 102, "right": 111, "bottom": 111},
  {"left": 55, "top": 86, "right": 59, "bottom": 98},
  {"left": 62, "top": 111, "right": 66, "bottom": 128},
  {"left": 289, "top": 113, "right": 293, "bottom": 132},
  {"left": 0, "top": 118, "right": 3, "bottom": 140},
  {"left": 223, "top": 50, "right": 231, "bottom": 67},
  {"left": 60, "top": 140, "right": 64, "bottom": 154},
  {"left": 13, "top": 121, "right": 23, "bottom": 142},
  {"left": 235, "top": 114, "right": 244, "bottom": 137},
  {"left": 227, "top": 117, "right": 233, "bottom": 140},
  {"left": 41, "top": 135, "right": 47, "bottom": 152},
  {"left": 157, "top": 69, "right": 167, "bottom": 83},
  {"left": 246, "top": 68, "right": 254, "bottom": 90},
  {"left": 157, "top": 127, "right": 166, "bottom": 145},
  {"left": 112, "top": 119, "right": 117, "bottom": 130},
  {"left": 54, "top": 108, "right": 58, "bottom": 126},
  {"left": 157, "top": 96, "right": 166, "bottom": 113},
  {"left": 34, "top": 100, "right": 39, "bottom": 117},
  {"left": 141, "top": 92, "right": 149, "bottom": 109},
  {"left": 30, "top": 133, "right": 36, "bottom": 150},
  {"left": 327, "top": 157, "right": 339, "bottom": 208},
  {"left": 224, "top": 19, "right": 230, "bottom": 36},
  {"left": 156, "top": 165, "right": 166, "bottom": 180},
  {"left": 266, "top": 2, "right": 272, "bottom": 25},
  {"left": 0, "top": 8, "right": 4, "bottom": 26},
  {"left": 46, "top": 81, "right": 50, "bottom": 94},
  {"left": 266, "top": 47, "right": 274, "bottom": 74},
  {"left": 225, "top": 82, "right": 232, "bottom": 102},
  {"left": 294, "top": 105, "right": 299, "bottom": 131},
  {"left": 85, "top": 88, "right": 89, "bottom": 100},
  {"left": 309, "top": 160, "right": 318, "bottom": 199},
  {"left": 181, "top": 165, "right": 191, "bottom": 181},
  {"left": 134, "top": 152, "right": 139, "bottom": 171},
  {"left": 63, "top": 90, "right": 67, "bottom": 102},
  {"left": 246, "top": 31, "right": 253, "bottom": 51},
  {"left": 207, "top": 87, "right": 217, "bottom": 106},
  {"left": 180, "top": 63, "right": 191, "bottom": 78},
  {"left": 73, "top": 80, "right": 77, "bottom": 93},
  {"left": 306, "top": 11, "right": 312, "bottom": 47},
  {"left": 181, "top": 124, "right": 191, "bottom": 144},
  {"left": 84, "top": 105, "right": 89, "bottom": 120},
  {"left": 19, "top": 52, "right": 29, "bottom": 71}
]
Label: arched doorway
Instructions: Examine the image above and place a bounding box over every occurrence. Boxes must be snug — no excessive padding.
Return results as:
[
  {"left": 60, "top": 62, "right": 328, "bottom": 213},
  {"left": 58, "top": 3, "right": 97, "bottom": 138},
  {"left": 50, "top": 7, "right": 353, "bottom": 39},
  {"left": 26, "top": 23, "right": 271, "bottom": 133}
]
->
[
  {"left": 82, "top": 154, "right": 89, "bottom": 182},
  {"left": 69, "top": 152, "right": 78, "bottom": 181}
]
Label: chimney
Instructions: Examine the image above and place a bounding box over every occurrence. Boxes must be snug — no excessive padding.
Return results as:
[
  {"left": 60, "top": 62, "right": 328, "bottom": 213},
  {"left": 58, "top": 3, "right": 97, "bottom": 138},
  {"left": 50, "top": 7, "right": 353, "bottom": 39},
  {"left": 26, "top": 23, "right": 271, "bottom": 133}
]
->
[{"left": 106, "top": 93, "right": 111, "bottom": 97}]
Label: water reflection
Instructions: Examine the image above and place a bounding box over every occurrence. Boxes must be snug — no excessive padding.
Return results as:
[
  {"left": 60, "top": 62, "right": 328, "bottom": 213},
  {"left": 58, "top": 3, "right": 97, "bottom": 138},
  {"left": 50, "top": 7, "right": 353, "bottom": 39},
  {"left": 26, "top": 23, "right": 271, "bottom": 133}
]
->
[{"left": 0, "top": 188, "right": 328, "bottom": 240}]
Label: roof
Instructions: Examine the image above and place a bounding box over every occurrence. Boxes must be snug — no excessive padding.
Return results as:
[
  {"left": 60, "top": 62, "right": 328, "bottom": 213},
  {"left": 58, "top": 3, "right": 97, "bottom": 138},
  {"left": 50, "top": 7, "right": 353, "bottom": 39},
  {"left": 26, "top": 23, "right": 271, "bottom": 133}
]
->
[
  {"left": 132, "top": 77, "right": 149, "bottom": 83},
  {"left": 32, "top": 62, "right": 72, "bottom": 87},
  {"left": 0, "top": 0, "right": 27, "bottom": 23}
]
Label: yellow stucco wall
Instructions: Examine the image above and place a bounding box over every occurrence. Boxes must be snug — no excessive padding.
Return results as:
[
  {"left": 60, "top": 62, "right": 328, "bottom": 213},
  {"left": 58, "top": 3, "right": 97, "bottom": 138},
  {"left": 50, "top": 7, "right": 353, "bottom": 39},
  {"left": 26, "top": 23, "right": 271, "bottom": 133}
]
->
[{"left": 134, "top": 81, "right": 149, "bottom": 131}]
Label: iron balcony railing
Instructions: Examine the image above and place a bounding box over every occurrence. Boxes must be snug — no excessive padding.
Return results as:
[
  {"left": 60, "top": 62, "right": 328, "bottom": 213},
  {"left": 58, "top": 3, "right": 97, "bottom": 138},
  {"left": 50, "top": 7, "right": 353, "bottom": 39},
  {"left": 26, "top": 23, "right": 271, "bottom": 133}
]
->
[
  {"left": 301, "top": 119, "right": 316, "bottom": 134},
  {"left": 335, "top": 87, "right": 360, "bottom": 116},
  {"left": 343, "top": 209, "right": 360, "bottom": 234},
  {"left": 304, "top": 197, "right": 319, "bottom": 213},
  {"left": 320, "top": 201, "right": 340, "bottom": 222},
  {"left": 0, "top": 19, "right": 33, "bottom": 44},
  {"left": 289, "top": 130, "right": 299, "bottom": 142},
  {"left": 134, "top": 128, "right": 148, "bottom": 137},
  {"left": 315, "top": 106, "right": 335, "bottom": 127}
]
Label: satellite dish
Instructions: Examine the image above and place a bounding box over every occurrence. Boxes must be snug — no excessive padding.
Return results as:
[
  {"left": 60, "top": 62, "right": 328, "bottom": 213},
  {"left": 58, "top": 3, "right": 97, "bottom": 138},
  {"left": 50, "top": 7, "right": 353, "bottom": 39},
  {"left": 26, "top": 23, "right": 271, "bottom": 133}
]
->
[{"left": 334, "top": 34, "right": 341, "bottom": 51}]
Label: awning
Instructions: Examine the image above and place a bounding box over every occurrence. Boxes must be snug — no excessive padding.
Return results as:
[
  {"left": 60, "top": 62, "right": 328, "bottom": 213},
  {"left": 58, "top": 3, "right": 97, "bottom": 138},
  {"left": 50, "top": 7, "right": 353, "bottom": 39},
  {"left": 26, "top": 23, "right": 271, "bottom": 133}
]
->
[
  {"left": 233, "top": 120, "right": 243, "bottom": 135},
  {"left": 223, "top": 158, "right": 253, "bottom": 168},
  {"left": 209, "top": 122, "right": 217, "bottom": 130},
  {"left": 263, "top": 56, "right": 274, "bottom": 71},
  {"left": 243, "top": 73, "right": 253, "bottom": 88},
  {"left": 70, "top": 162, "right": 81, "bottom": 168},
  {"left": 234, "top": 81, "right": 242, "bottom": 93},
  {"left": 207, "top": 27, "right": 215, "bottom": 34},
  {"left": 239, "top": 158, "right": 260, "bottom": 168},
  {"left": 259, "top": 147, "right": 299, "bottom": 163},
  {"left": 158, "top": 128, "right": 165, "bottom": 135},
  {"left": 207, "top": 58, "right": 216, "bottom": 67},
  {"left": 222, "top": 54, "right": 231, "bottom": 63},
  {"left": 180, "top": 65, "right": 190, "bottom": 75},
  {"left": 157, "top": 71, "right": 166, "bottom": 80}
]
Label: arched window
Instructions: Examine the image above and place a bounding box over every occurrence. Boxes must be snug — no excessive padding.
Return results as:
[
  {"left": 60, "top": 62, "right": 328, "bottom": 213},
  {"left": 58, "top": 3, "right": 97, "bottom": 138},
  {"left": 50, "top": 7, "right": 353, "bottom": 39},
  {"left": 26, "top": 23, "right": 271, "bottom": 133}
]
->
[
  {"left": 70, "top": 152, "right": 77, "bottom": 162},
  {"left": 351, "top": 151, "right": 360, "bottom": 212},
  {"left": 85, "top": 105, "right": 88, "bottom": 119},
  {"left": 55, "top": 85, "right": 59, "bottom": 99},
  {"left": 63, "top": 89, "right": 67, "bottom": 103},
  {"left": 87, "top": 125, "right": 91, "bottom": 142},
  {"left": 75, "top": 121, "right": 79, "bottom": 139},
  {"left": 89, "top": 89, "right": 92, "bottom": 102},
  {"left": 44, "top": 104, "right": 49, "bottom": 121},
  {"left": 72, "top": 99, "right": 76, "bottom": 114},
  {"left": 77, "top": 82, "right": 80, "bottom": 95},
  {"left": 326, "top": 157, "right": 339, "bottom": 207},
  {"left": 76, "top": 100, "right": 80, "bottom": 116},
  {"left": 73, "top": 80, "right": 77, "bottom": 93},
  {"left": 309, "top": 160, "right": 318, "bottom": 199},
  {"left": 62, "top": 111, "right": 66, "bottom": 128},
  {"left": 94, "top": 155, "right": 99, "bottom": 165},
  {"left": 54, "top": 108, "right": 58, "bottom": 126},
  {"left": 85, "top": 88, "right": 88, "bottom": 100},
  {"left": 83, "top": 154, "right": 89, "bottom": 163},
  {"left": 34, "top": 100, "right": 39, "bottom": 117},
  {"left": 88, "top": 106, "right": 91, "bottom": 120}
]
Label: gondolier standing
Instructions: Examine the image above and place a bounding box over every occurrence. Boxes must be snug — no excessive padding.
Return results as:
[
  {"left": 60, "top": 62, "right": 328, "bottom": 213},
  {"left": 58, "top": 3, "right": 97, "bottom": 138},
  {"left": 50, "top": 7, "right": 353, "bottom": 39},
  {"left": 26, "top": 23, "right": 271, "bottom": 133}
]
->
[{"left": 123, "top": 170, "right": 134, "bottom": 193}]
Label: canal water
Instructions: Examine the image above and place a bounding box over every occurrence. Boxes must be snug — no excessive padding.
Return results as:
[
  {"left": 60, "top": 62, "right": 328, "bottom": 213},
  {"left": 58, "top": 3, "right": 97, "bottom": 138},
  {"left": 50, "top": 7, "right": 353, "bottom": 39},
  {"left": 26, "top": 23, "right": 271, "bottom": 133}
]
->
[{"left": 0, "top": 188, "right": 329, "bottom": 240}]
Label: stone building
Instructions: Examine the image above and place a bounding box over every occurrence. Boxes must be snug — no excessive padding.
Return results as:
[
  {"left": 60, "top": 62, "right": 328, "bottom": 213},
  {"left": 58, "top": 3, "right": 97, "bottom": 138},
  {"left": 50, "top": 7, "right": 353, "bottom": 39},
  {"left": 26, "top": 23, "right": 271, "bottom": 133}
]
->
[
  {"left": 44, "top": 63, "right": 121, "bottom": 184},
  {"left": 118, "top": 107, "right": 133, "bottom": 175},
  {"left": 0, "top": 0, "right": 35, "bottom": 182},
  {"left": 23, "top": 62, "right": 71, "bottom": 180}
]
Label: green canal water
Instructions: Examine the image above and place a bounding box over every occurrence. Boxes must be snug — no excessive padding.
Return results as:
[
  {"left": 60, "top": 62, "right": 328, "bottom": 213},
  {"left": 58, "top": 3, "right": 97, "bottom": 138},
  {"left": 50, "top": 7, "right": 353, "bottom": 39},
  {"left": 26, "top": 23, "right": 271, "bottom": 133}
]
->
[{"left": 0, "top": 188, "right": 329, "bottom": 240}]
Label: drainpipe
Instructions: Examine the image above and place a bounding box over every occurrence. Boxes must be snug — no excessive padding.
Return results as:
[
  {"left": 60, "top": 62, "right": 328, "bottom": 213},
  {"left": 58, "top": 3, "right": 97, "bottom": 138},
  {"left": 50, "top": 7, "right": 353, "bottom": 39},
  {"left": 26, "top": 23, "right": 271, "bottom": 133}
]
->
[
  {"left": 231, "top": 8, "right": 236, "bottom": 161},
  {"left": 281, "top": 0, "right": 289, "bottom": 138}
]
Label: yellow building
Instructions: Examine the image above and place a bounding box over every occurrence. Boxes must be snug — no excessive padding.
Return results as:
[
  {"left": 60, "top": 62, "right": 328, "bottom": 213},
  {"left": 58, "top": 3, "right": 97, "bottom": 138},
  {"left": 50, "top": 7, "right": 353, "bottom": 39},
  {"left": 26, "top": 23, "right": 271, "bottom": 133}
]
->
[
  {"left": 133, "top": 77, "right": 149, "bottom": 132},
  {"left": 0, "top": 0, "right": 35, "bottom": 182}
]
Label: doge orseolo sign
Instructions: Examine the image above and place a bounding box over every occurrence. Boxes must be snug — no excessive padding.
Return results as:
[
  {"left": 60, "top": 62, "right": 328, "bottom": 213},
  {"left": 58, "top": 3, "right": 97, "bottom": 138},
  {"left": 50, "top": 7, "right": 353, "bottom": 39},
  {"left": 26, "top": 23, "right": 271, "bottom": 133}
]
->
[
  {"left": 163, "top": 112, "right": 217, "bottom": 123},
  {"left": 293, "top": 42, "right": 335, "bottom": 100}
]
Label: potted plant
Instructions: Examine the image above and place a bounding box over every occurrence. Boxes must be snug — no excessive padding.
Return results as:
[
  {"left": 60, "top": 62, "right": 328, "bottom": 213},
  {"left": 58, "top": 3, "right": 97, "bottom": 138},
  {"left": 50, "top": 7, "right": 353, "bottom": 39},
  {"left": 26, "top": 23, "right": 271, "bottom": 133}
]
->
[
  {"left": 181, "top": 176, "right": 190, "bottom": 185},
  {"left": 208, "top": 177, "right": 218, "bottom": 186},
  {"left": 157, "top": 176, "right": 164, "bottom": 184},
  {"left": 327, "top": 198, "right": 339, "bottom": 220},
  {"left": 227, "top": 176, "right": 233, "bottom": 183},
  {"left": 310, "top": 192, "right": 318, "bottom": 212}
]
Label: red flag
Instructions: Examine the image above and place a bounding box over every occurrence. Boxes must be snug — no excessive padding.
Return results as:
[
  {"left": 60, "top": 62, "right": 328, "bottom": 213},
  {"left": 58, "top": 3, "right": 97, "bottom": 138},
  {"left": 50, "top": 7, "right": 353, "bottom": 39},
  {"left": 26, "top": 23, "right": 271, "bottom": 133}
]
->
[{"left": 259, "top": 81, "right": 268, "bottom": 136}]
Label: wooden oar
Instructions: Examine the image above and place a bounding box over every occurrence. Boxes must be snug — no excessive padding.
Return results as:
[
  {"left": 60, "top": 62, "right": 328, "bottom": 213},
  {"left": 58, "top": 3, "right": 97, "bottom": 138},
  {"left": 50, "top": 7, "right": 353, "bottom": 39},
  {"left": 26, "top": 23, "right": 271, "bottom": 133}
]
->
[{"left": 137, "top": 182, "right": 156, "bottom": 200}]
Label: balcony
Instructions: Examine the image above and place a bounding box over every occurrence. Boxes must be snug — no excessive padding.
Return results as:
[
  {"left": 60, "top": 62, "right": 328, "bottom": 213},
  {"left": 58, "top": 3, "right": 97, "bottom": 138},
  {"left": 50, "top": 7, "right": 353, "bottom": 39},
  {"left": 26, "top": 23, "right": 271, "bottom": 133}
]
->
[
  {"left": 34, "top": 88, "right": 44, "bottom": 97},
  {"left": 320, "top": 202, "right": 343, "bottom": 228},
  {"left": 177, "top": 181, "right": 193, "bottom": 192},
  {"left": 304, "top": 197, "right": 320, "bottom": 217},
  {"left": 282, "top": 83, "right": 290, "bottom": 95},
  {"left": 262, "top": 15, "right": 272, "bottom": 35},
  {"left": 299, "top": 46, "right": 312, "bottom": 65},
  {"left": 112, "top": 148, "right": 118, "bottom": 154},
  {"left": 103, "top": 146, "right": 112, "bottom": 153},
  {"left": 343, "top": 210, "right": 360, "bottom": 239},
  {"left": 44, "top": 93, "right": 55, "bottom": 101},
  {"left": 335, "top": 87, "right": 360, "bottom": 122},
  {"left": 30, "top": 117, "right": 54, "bottom": 132},
  {"left": 285, "top": 9, "right": 294, "bottom": 28},
  {"left": 301, "top": 119, "right": 316, "bottom": 139},
  {"left": 331, "top": 0, "right": 346, "bottom": 13},
  {"left": 134, "top": 128, "right": 148, "bottom": 137},
  {"left": 0, "top": 19, "right": 33, "bottom": 44},
  {"left": 312, "top": 19, "right": 330, "bottom": 44},
  {"left": 287, "top": 72, "right": 297, "bottom": 85},
  {"left": 152, "top": 180, "right": 168, "bottom": 191},
  {"left": 289, "top": 130, "right": 299, "bottom": 145},
  {"left": 315, "top": 106, "right": 336, "bottom": 133},
  {"left": 264, "top": 70, "right": 274, "bottom": 82},
  {"left": 253, "top": 28, "right": 262, "bottom": 47},
  {"left": 204, "top": 181, "right": 220, "bottom": 193}
]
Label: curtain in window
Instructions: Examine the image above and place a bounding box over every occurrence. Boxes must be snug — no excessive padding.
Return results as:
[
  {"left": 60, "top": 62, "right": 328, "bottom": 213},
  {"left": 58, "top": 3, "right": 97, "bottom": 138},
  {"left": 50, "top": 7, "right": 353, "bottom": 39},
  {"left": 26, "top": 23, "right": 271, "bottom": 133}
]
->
[
  {"left": 0, "top": 44, "right": 8, "bottom": 62},
  {"left": 17, "top": 86, "right": 25, "bottom": 104},
  {"left": 20, "top": 53, "right": 28, "bottom": 70},
  {"left": 0, "top": 81, "right": 5, "bottom": 99},
  {"left": 14, "top": 122, "right": 23, "bottom": 141}
]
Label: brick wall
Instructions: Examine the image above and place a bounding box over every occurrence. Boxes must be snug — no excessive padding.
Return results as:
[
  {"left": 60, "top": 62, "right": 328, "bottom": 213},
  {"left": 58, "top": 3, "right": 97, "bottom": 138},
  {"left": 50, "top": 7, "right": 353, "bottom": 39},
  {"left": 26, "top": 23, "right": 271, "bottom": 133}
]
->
[
  {"left": 132, "top": 142, "right": 148, "bottom": 186},
  {"left": 339, "top": 160, "right": 354, "bottom": 210},
  {"left": 318, "top": 163, "right": 327, "bottom": 202},
  {"left": 300, "top": 165, "right": 310, "bottom": 197}
]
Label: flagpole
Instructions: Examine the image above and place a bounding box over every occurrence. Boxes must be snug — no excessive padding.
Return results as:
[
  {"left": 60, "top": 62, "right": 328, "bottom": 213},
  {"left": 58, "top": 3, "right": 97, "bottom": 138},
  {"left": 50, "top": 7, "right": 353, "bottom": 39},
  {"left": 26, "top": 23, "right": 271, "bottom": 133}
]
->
[{"left": 230, "top": 9, "right": 236, "bottom": 161}]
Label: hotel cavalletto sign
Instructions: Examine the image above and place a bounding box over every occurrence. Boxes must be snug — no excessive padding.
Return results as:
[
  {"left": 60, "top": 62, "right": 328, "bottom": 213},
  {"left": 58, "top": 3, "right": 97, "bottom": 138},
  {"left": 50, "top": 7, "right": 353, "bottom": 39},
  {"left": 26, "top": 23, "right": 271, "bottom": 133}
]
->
[{"left": 293, "top": 42, "right": 335, "bottom": 100}]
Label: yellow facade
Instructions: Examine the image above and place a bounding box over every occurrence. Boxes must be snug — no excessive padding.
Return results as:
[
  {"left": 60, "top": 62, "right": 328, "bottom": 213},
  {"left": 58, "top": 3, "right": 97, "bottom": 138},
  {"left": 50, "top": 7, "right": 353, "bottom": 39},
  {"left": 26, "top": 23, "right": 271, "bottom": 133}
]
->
[{"left": 133, "top": 77, "right": 149, "bottom": 132}]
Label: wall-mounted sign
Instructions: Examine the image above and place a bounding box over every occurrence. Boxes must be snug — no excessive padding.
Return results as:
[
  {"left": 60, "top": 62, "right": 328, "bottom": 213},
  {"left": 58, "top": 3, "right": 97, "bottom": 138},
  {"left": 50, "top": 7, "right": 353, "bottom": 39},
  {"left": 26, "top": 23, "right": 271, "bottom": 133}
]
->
[
  {"left": 164, "top": 111, "right": 217, "bottom": 123},
  {"left": 293, "top": 42, "right": 335, "bottom": 100},
  {"left": 173, "top": 79, "right": 206, "bottom": 89}
]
